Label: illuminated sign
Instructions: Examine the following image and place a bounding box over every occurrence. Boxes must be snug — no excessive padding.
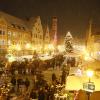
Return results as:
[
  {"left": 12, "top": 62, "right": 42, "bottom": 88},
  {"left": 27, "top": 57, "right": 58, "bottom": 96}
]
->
[{"left": 83, "top": 82, "right": 95, "bottom": 92}]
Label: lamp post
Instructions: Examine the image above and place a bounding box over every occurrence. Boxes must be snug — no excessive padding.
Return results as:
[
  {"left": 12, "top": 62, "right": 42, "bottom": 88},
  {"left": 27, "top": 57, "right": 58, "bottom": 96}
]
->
[
  {"left": 86, "top": 70, "right": 94, "bottom": 82},
  {"left": 86, "top": 70, "right": 94, "bottom": 100}
]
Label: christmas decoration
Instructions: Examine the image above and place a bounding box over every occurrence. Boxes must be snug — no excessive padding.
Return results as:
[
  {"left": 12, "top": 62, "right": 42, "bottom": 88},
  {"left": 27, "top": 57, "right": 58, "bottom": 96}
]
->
[{"left": 64, "top": 31, "right": 73, "bottom": 53}]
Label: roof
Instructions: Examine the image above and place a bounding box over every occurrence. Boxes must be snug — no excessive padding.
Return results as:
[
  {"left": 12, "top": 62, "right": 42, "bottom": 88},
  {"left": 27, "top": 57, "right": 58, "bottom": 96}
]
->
[
  {"left": 43, "top": 25, "right": 50, "bottom": 36},
  {"left": 0, "top": 11, "right": 29, "bottom": 31},
  {"left": 25, "top": 16, "right": 37, "bottom": 30},
  {"left": 92, "top": 32, "right": 100, "bottom": 36},
  {"left": 91, "top": 24, "right": 100, "bottom": 36}
]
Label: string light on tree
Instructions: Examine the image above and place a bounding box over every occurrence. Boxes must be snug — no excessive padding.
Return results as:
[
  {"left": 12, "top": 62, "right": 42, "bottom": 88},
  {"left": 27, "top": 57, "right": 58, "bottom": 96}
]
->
[{"left": 64, "top": 31, "right": 73, "bottom": 53}]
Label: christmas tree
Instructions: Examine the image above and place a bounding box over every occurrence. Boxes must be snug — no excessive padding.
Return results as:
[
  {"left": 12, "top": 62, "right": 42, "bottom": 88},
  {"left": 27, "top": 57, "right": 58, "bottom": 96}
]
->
[{"left": 64, "top": 31, "right": 73, "bottom": 53}]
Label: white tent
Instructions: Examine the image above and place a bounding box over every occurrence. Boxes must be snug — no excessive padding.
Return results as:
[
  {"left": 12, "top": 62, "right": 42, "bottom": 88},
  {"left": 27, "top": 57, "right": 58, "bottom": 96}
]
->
[
  {"left": 64, "top": 52, "right": 81, "bottom": 57},
  {"left": 86, "top": 59, "right": 100, "bottom": 70},
  {"left": 82, "top": 59, "right": 100, "bottom": 71},
  {"left": 66, "top": 75, "right": 100, "bottom": 91}
]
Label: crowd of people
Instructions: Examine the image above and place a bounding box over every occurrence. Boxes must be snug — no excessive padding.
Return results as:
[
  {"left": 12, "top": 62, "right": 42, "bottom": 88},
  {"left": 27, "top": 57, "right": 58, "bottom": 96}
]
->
[
  {"left": 0, "top": 54, "right": 66, "bottom": 100},
  {"left": 0, "top": 53, "right": 82, "bottom": 100}
]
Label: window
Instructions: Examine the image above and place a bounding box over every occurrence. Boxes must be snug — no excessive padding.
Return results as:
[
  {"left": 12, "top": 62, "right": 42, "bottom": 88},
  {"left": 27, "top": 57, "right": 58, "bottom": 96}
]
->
[
  {"left": 0, "top": 30, "right": 5, "bottom": 35},
  {"left": 17, "top": 26, "right": 21, "bottom": 29},
  {"left": 8, "top": 40, "right": 11, "bottom": 45},
  {"left": 37, "top": 29, "right": 40, "bottom": 33},
  {"left": 34, "top": 34, "right": 36, "bottom": 38},
  {"left": 22, "top": 27, "right": 25, "bottom": 30},
  {"left": 2, "top": 31, "right": 5, "bottom": 35},
  {"left": 11, "top": 24, "right": 15, "bottom": 28},
  {"left": 0, "top": 30, "right": 2, "bottom": 35},
  {"left": 0, "top": 40, "right": 5, "bottom": 45},
  {"left": 13, "top": 32, "right": 16, "bottom": 36},
  {"left": 35, "top": 34, "right": 37, "bottom": 38},
  {"left": 8, "top": 31, "right": 11, "bottom": 35},
  {"left": 40, "top": 35, "right": 42, "bottom": 39},
  {"left": 46, "top": 36, "right": 48, "bottom": 38}
]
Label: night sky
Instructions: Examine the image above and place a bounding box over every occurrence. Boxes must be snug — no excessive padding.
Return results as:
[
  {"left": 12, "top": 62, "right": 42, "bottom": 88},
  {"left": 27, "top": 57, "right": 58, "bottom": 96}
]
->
[{"left": 0, "top": 0, "right": 100, "bottom": 41}]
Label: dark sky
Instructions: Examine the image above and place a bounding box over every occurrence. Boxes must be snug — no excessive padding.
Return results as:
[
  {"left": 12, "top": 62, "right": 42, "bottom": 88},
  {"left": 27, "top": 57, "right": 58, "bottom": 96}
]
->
[{"left": 0, "top": 0, "right": 100, "bottom": 40}]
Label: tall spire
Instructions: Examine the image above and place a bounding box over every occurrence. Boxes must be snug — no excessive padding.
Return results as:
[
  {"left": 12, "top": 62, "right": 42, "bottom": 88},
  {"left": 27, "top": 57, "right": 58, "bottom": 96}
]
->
[
  {"left": 88, "top": 20, "right": 92, "bottom": 38},
  {"left": 45, "top": 25, "right": 50, "bottom": 43},
  {"left": 86, "top": 19, "right": 92, "bottom": 47},
  {"left": 51, "top": 16, "right": 58, "bottom": 45},
  {"left": 45, "top": 25, "right": 50, "bottom": 37},
  {"left": 85, "top": 19, "right": 93, "bottom": 54},
  {"left": 53, "top": 31, "right": 57, "bottom": 46}
]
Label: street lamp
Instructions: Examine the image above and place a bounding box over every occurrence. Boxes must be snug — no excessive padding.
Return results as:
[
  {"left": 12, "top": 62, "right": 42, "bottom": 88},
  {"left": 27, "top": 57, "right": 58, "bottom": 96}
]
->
[
  {"left": 86, "top": 70, "right": 94, "bottom": 100},
  {"left": 86, "top": 70, "right": 94, "bottom": 82},
  {"left": 25, "top": 43, "right": 31, "bottom": 49},
  {"left": 16, "top": 44, "right": 21, "bottom": 51}
]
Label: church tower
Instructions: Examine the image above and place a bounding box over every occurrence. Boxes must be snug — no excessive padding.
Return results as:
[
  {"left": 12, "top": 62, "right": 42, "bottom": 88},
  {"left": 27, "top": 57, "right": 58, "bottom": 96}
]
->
[
  {"left": 44, "top": 25, "right": 50, "bottom": 44},
  {"left": 51, "top": 16, "right": 57, "bottom": 46},
  {"left": 86, "top": 20, "right": 94, "bottom": 55}
]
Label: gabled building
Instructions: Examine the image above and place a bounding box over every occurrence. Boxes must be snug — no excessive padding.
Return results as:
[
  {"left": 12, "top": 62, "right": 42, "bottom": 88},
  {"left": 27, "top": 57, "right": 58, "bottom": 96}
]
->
[
  {"left": 0, "top": 11, "right": 44, "bottom": 56},
  {"left": 29, "top": 16, "right": 44, "bottom": 53},
  {"left": 43, "top": 25, "right": 50, "bottom": 53},
  {"left": 0, "top": 16, "right": 7, "bottom": 55},
  {"left": 0, "top": 11, "right": 31, "bottom": 56},
  {"left": 91, "top": 31, "right": 100, "bottom": 60},
  {"left": 86, "top": 21, "right": 100, "bottom": 60},
  {"left": 44, "top": 25, "right": 50, "bottom": 45},
  {"left": 51, "top": 17, "right": 58, "bottom": 45}
]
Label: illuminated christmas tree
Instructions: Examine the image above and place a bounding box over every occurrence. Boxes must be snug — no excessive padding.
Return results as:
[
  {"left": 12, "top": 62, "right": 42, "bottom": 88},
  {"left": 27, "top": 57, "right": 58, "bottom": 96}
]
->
[{"left": 64, "top": 31, "right": 73, "bottom": 53}]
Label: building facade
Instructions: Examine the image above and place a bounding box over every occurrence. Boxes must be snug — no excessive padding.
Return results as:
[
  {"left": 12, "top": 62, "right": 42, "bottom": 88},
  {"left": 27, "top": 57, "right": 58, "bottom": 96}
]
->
[
  {"left": 43, "top": 25, "right": 50, "bottom": 53},
  {"left": 51, "top": 16, "right": 57, "bottom": 44},
  {"left": 0, "top": 11, "right": 44, "bottom": 56},
  {"left": 0, "top": 16, "right": 7, "bottom": 55},
  {"left": 86, "top": 21, "right": 100, "bottom": 60},
  {"left": 91, "top": 32, "right": 100, "bottom": 60},
  {"left": 29, "top": 16, "right": 44, "bottom": 53}
]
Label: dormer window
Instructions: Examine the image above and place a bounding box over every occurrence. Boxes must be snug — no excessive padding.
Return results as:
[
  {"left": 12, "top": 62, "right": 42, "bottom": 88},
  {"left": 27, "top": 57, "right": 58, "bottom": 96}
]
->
[
  {"left": 17, "top": 26, "right": 21, "bottom": 29},
  {"left": 22, "top": 27, "right": 25, "bottom": 30},
  {"left": 11, "top": 24, "right": 15, "bottom": 28}
]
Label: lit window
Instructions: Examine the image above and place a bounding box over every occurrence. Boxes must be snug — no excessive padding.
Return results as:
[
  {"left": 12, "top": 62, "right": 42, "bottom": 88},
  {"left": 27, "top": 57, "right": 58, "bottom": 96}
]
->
[
  {"left": 8, "top": 31, "right": 11, "bottom": 35},
  {"left": 0, "top": 30, "right": 5, "bottom": 35},
  {"left": 8, "top": 40, "right": 11, "bottom": 45},
  {"left": 40, "top": 35, "right": 41, "bottom": 39},
  {"left": 17, "top": 26, "right": 21, "bottom": 29},
  {"left": 22, "top": 27, "right": 25, "bottom": 30},
  {"left": 13, "top": 32, "right": 16, "bottom": 36},
  {"left": 0, "top": 40, "right": 5, "bottom": 45},
  {"left": 36, "top": 34, "right": 37, "bottom": 38},
  {"left": 11, "top": 24, "right": 15, "bottom": 28},
  {"left": 0, "top": 30, "right": 2, "bottom": 35},
  {"left": 2, "top": 31, "right": 5, "bottom": 35}
]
